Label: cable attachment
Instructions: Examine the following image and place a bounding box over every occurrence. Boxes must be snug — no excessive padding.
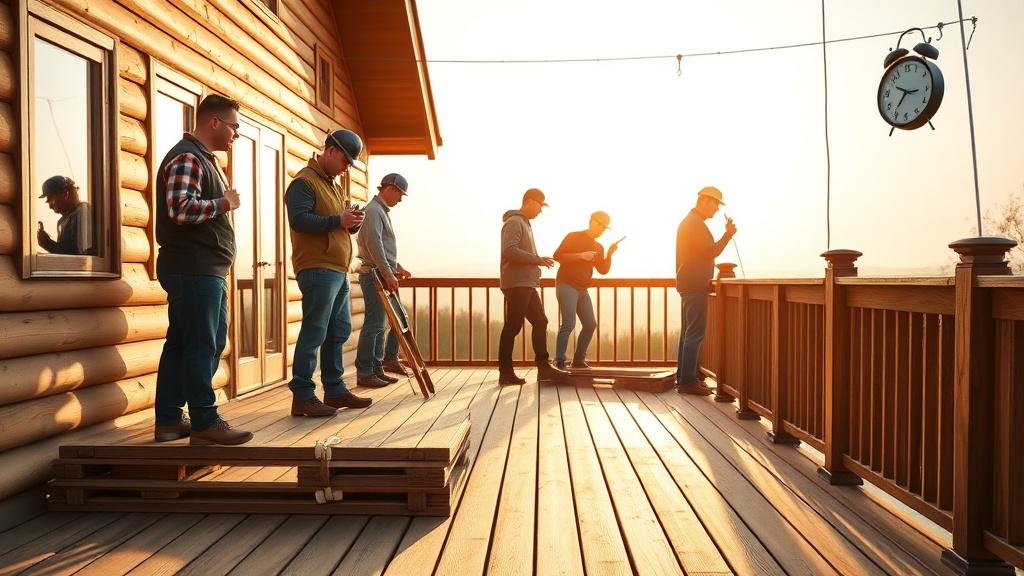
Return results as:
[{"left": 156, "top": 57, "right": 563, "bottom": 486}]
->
[
  {"left": 676, "top": 54, "right": 682, "bottom": 76},
  {"left": 967, "top": 16, "right": 978, "bottom": 50},
  {"left": 935, "top": 22, "right": 944, "bottom": 41}
]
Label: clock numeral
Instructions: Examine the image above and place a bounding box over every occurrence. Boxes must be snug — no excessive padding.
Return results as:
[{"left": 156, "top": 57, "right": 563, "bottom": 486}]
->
[
  {"left": 904, "top": 63, "right": 918, "bottom": 73},
  {"left": 914, "top": 107, "right": 921, "bottom": 114},
  {"left": 884, "top": 89, "right": 890, "bottom": 98},
  {"left": 925, "top": 85, "right": 930, "bottom": 92},
  {"left": 903, "top": 112, "right": 909, "bottom": 121},
  {"left": 886, "top": 103, "right": 891, "bottom": 111},
  {"left": 922, "top": 96, "right": 927, "bottom": 104},
  {"left": 893, "top": 70, "right": 900, "bottom": 81}
]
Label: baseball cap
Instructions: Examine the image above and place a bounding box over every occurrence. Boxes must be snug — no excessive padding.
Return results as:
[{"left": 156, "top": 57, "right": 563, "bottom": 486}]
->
[
  {"left": 39, "top": 175, "right": 75, "bottom": 198},
  {"left": 523, "top": 188, "right": 549, "bottom": 207},
  {"left": 697, "top": 186, "right": 726, "bottom": 205},
  {"left": 379, "top": 173, "right": 408, "bottom": 195},
  {"left": 590, "top": 211, "right": 612, "bottom": 229}
]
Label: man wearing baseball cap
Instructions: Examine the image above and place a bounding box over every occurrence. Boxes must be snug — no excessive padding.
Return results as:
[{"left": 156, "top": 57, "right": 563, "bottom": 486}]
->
[
  {"left": 675, "top": 186, "right": 736, "bottom": 396},
  {"left": 37, "top": 175, "right": 93, "bottom": 255},
  {"left": 551, "top": 210, "right": 621, "bottom": 369},
  {"left": 354, "top": 173, "right": 412, "bottom": 388},
  {"left": 497, "top": 188, "right": 571, "bottom": 385}
]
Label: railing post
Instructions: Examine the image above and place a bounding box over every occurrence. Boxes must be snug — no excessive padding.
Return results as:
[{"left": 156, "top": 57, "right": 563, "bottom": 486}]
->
[
  {"left": 818, "top": 249, "right": 863, "bottom": 486},
  {"left": 941, "top": 236, "right": 1017, "bottom": 576},
  {"left": 767, "top": 283, "right": 799, "bottom": 444},
  {"left": 711, "top": 263, "right": 737, "bottom": 404}
]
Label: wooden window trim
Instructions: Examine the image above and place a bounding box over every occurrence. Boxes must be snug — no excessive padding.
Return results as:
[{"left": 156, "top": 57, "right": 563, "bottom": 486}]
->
[
  {"left": 315, "top": 44, "right": 334, "bottom": 115},
  {"left": 20, "top": 2, "right": 121, "bottom": 279}
]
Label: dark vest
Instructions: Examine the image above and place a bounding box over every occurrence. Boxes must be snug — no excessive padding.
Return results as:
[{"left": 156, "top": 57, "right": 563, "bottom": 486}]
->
[{"left": 155, "top": 136, "right": 235, "bottom": 277}]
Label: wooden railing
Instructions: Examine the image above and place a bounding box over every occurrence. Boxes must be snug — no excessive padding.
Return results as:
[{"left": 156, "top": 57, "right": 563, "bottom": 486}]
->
[
  {"left": 395, "top": 278, "right": 678, "bottom": 367},
  {"left": 700, "top": 241, "right": 1023, "bottom": 575},
  {"left": 400, "top": 236, "right": 1022, "bottom": 574}
]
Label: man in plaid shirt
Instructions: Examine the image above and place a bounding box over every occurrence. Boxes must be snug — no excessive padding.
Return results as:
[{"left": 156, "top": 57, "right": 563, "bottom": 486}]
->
[{"left": 153, "top": 94, "right": 253, "bottom": 446}]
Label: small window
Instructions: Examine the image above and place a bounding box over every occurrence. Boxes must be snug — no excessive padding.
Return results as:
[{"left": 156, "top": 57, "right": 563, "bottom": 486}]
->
[
  {"left": 151, "top": 65, "right": 203, "bottom": 278},
  {"left": 315, "top": 45, "right": 334, "bottom": 112},
  {"left": 22, "top": 7, "right": 119, "bottom": 278}
]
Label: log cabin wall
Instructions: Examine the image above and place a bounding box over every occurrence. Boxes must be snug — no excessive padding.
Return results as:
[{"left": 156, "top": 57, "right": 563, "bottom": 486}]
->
[{"left": 0, "top": 0, "right": 374, "bottom": 525}]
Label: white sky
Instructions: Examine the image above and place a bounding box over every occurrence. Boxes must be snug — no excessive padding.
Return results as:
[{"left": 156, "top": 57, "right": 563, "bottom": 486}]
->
[{"left": 368, "top": 0, "right": 1024, "bottom": 278}]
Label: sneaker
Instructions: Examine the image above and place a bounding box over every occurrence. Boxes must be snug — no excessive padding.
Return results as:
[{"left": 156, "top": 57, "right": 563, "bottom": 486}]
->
[
  {"left": 675, "top": 382, "right": 714, "bottom": 397},
  {"left": 552, "top": 358, "right": 567, "bottom": 370},
  {"left": 571, "top": 357, "right": 592, "bottom": 369},
  {"left": 190, "top": 420, "right": 254, "bottom": 446},
  {"left": 498, "top": 371, "right": 527, "bottom": 385},
  {"left": 290, "top": 397, "right": 337, "bottom": 417},
  {"left": 154, "top": 417, "right": 191, "bottom": 442},
  {"left": 382, "top": 359, "right": 411, "bottom": 376},
  {"left": 325, "top": 392, "right": 372, "bottom": 409},
  {"left": 537, "top": 364, "right": 572, "bottom": 382},
  {"left": 375, "top": 370, "right": 399, "bottom": 384},
  {"left": 357, "top": 374, "right": 391, "bottom": 388}
]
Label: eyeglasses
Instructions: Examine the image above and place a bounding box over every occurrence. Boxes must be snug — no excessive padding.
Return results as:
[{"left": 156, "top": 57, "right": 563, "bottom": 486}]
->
[{"left": 216, "top": 117, "right": 240, "bottom": 132}]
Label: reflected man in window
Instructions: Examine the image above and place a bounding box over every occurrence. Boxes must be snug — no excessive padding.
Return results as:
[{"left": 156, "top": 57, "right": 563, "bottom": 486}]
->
[{"left": 37, "top": 175, "right": 93, "bottom": 255}]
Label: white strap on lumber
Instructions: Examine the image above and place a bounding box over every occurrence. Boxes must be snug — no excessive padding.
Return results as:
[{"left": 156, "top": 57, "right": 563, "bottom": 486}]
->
[{"left": 313, "top": 436, "right": 344, "bottom": 504}]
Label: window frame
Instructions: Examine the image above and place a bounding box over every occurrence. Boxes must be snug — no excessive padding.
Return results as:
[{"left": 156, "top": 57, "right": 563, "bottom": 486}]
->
[
  {"left": 315, "top": 44, "right": 335, "bottom": 114},
  {"left": 19, "top": 1, "right": 121, "bottom": 279},
  {"left": 148, "top": 62, "right": 204, "bottom": 279}
]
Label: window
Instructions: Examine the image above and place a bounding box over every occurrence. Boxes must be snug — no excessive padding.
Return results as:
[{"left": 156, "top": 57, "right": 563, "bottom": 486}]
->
[
  {"left": 151, "top": 66, "right": 203, "bottom": 278},
  {"left": 21, "top": 4, "right": 119, "bottom": 278},
  {"left": 315, "top": 45, "right": 334, "bottom": 112}
]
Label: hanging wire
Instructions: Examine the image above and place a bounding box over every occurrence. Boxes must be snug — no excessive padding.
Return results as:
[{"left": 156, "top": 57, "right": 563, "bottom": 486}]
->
[
  {"left": 344, "top": 19, "right": 974, "bottom": 66},
  {"left": 957, "top": 3, "right": 983, "bottom": 235},
  {"left": 821, "top": 0, "right": 832, "bottom": 251}
]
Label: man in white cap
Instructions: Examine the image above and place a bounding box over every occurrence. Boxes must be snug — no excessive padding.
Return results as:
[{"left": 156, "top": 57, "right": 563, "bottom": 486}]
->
[
  {"left": 675, "top": 186, "right": 736, "bottom": 396},
  {"left": 355, "top": 173, "right": 412, "bottom": 388},
  {"left": 551, "top": 210, "right": 621, "bottom": 369}
]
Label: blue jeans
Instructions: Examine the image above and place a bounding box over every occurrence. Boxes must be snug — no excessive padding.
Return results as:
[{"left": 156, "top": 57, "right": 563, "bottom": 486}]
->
[
  {"left": 677, "top": 291, "right": 708, "bottom": 385},
  {"left": 355, "top": 272, "right": 399, "bottom": 377},
  {"left": 155, "top": 273, "right": 226, "bottom": 431},
  {"left": 555, "top": 283, "right": 597, "bottom": 362},
  {"left": 498, "top": 287, "right": 549, "bottom": 372},
  {"left": 289, "top": 268, "right": 353, "bottom": 400}
]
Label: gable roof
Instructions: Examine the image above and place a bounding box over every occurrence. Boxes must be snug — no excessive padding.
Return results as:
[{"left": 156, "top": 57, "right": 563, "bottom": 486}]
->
[{"left": 333, "top": 0, "right": 442, "bottom": 159}]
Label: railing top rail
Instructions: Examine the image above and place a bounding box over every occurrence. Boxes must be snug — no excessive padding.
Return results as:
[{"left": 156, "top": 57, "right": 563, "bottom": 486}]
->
[
  {"left": 837, "top": 276, "right": 956, "bottom": 286},
  {"left": 401, "top": 278, "right": 678, "bottom": 288},
  {"left": 977, "top": 275, "right": 1024, "bottom": 288},
  {"left": 718, "top": 278, "right": 824, "bottom": 286}
]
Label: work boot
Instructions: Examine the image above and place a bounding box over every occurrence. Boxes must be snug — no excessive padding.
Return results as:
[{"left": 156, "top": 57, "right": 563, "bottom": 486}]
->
[
  {"left": 325, "top": 392, "right": 372, "bottom": 409},
  {"left": 571, "top": 356, "right": 592, "bottom": 369},
  {"left": 675, "top": 382, "right": 714, "bottom": 397},
  {"left": 537, "top": 363, "right": 572, "bottom": 382},
  {"left": 154, "top": 416, "right": 191, "bottom": 442},
  {"left": 552, "top": 358, "right": 567, "bottom": 369},
  {"left": 291, "top": 397, "right": 338, "bottom": 417},
  {"left": 375, "top": 370, "right": 399, "bottom": 384},
  {"left": 357, "top": 374, "right": 390, "bottom": 388},
  {"left": 190, "top": 420, "right": 254, "bottom": 446},
  {"left": 498, "top": 371, "right": 526, "bottom": 385},
  {"left": 382, "top": 359, "right": 411, "bottom": 376}
]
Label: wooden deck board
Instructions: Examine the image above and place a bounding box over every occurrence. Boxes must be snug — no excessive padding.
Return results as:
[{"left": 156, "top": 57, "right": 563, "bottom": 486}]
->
[{"left": 0, "top": 368, "right": 965, "bottom": 575}]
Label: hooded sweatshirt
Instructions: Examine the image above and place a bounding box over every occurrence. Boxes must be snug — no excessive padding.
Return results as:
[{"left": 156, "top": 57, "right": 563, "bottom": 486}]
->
[{"left": 500, "top": 209, "right": 542, "bottom": 289}]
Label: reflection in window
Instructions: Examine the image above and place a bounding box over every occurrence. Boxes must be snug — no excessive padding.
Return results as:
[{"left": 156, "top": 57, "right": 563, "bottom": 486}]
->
[
  {"left": 24, "top": 13, "right": 118, "bottom": 277},
  {"left": 33, "top": 38, "right": 94, "bottom": 257}
]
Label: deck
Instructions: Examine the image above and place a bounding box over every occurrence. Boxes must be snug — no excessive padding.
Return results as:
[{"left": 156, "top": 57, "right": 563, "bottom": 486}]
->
[{"left": 0, "top": 368, "right": 958, "bottom": 575}]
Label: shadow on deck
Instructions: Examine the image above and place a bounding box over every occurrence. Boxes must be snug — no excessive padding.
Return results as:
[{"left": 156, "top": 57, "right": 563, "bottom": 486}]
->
[{"left": 0, "top": 367, "right": 958, "bottom": 575}]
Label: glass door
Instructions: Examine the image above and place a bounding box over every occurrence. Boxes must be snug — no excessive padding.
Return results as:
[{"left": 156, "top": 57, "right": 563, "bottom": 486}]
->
[{"left": 231, "top": 120, "right": 286, "bottom": 395}]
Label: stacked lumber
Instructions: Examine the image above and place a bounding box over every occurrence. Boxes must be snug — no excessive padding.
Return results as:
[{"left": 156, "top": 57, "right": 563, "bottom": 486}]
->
[
  {"left": 557, "top": 368, "right": 677, "bottom": 393},
  {"left": 47, "top": 418, "right": 471, "bottom": 517}
]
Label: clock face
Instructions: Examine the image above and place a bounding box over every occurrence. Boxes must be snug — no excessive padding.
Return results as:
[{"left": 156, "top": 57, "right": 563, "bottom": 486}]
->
[{"left": 877, "top": 56, "right": 945, "bottom": 130}]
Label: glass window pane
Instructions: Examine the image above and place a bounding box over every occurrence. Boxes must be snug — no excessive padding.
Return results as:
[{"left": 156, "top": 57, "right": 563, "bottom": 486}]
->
[{"left": 32, "top": 38, "right": 94, "bottom": 256}]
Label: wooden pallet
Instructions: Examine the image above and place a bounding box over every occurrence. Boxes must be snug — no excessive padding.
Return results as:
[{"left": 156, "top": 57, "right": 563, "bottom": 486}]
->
[
  {"left": 48, "top": 417, "right": 471, "bottom": 516},
  {"left": 558, "top": 367, "right": 677, "bottom": 393}
]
